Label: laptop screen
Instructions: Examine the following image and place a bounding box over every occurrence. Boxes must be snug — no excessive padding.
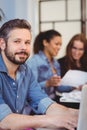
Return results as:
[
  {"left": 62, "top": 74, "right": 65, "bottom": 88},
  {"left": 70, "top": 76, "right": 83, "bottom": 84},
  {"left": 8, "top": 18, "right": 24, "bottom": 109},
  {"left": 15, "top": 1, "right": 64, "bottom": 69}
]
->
[{"left": 77, "top": 84, "right": 87, "bottom": 130}]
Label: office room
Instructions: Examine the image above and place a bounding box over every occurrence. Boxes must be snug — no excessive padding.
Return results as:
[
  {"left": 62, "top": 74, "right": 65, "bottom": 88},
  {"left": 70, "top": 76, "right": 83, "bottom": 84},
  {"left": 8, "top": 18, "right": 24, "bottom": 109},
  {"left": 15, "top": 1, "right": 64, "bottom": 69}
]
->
[{"left": 0, "top": 0, "right": 87, "bottom": 130}]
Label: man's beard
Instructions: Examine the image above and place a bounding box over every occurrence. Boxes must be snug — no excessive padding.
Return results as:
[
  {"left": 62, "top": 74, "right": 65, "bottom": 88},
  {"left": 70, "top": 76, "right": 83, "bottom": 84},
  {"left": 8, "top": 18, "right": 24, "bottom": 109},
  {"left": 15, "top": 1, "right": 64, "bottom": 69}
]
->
[{"left": 4, "top": 48, "right": 29, "bottom": 65}]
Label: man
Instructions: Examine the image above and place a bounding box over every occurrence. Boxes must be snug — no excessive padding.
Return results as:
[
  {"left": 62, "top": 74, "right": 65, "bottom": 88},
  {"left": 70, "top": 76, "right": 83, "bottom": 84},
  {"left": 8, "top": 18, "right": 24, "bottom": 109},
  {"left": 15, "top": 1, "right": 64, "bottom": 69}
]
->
[{"left": 0, "top": 19, "right": 78, "bottom": 130}]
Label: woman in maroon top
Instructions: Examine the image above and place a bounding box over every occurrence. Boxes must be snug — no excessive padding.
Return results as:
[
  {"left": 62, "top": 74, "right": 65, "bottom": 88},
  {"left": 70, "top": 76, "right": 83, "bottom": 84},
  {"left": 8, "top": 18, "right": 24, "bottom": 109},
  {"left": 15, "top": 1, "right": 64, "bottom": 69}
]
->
[
  {"left": 58, "top": 33, "right": 87, "bottom": 77},
  {"left": 58, "top": 33, "right": 87, "bottom": 90}
]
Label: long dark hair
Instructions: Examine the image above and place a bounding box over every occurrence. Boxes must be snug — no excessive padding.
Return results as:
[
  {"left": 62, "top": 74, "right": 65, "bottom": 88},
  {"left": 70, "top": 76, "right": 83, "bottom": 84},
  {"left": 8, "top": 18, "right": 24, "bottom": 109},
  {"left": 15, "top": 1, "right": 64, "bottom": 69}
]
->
[
  {"left": 65, "top": 33, "right": 87, "bottom": 71},
  {"left": 33, "top": 29, "right": 61, "bottom": 54}
]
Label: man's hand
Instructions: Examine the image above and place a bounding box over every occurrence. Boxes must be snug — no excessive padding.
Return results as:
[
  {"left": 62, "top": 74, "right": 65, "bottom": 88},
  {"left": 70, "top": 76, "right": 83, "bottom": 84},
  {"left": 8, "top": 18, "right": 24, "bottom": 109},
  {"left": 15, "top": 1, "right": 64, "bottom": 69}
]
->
[{"left": 46, "top": 103, "right": 79, "bottom": 130}]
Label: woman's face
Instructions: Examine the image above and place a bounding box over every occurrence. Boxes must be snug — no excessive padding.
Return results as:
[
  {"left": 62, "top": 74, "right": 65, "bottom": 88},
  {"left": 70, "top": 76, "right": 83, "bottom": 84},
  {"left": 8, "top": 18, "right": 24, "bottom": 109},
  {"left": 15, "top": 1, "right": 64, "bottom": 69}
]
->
[
  {"left": 43, "top": 36, "right": 62, "bottom": 58},
  {"left": 71, "top": 40, "right": 84, "bottom": 61}
]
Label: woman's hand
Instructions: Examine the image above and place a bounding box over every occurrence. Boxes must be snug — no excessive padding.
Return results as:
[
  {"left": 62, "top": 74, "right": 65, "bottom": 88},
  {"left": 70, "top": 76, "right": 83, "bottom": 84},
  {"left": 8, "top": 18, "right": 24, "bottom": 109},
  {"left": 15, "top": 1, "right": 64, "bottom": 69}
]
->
[
  {"left": 76, "top": 83, "right": 87, "bottom": 91},
  {"left": 46, "top": 75, "right": 61, "bottom": 87}
]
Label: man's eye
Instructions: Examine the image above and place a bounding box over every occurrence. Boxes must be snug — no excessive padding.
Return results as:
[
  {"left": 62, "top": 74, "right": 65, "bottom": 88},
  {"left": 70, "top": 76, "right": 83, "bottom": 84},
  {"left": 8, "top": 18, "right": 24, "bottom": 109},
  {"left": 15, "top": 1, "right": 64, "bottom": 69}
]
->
[
  {"left": 14, "top": 41, "right": 20, "bottom": 43},
  {"left": 25, "top": 41, "right": 31, "bottom": 44}
]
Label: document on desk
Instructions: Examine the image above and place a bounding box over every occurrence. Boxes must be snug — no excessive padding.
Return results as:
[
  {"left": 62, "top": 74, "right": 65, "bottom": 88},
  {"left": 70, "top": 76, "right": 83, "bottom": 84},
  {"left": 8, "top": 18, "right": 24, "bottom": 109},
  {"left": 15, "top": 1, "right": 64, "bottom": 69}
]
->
[
  {"left": 60, "top": 70, "right": 87, "bottom": 87},
  {"left": 60, "top": 90, "right": 81, "bottom": 102}
]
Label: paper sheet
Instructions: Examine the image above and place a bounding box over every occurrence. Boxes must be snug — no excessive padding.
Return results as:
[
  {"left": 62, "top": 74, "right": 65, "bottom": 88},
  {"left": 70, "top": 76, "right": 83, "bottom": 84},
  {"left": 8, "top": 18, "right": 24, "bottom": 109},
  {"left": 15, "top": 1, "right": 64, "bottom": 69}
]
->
[
  {"left": 60, "top": 90, "right": 81, "bottom": 103},
  {"left": 60, "top": 70, "right": 87, "bottom": 87}
]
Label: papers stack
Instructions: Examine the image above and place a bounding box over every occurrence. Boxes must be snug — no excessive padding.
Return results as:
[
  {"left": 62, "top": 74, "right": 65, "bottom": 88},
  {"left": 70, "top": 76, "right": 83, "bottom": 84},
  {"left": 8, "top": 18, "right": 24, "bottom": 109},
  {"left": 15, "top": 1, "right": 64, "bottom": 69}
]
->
[{"left": 60, "top": 90, "right": 81, "bottom": 103}]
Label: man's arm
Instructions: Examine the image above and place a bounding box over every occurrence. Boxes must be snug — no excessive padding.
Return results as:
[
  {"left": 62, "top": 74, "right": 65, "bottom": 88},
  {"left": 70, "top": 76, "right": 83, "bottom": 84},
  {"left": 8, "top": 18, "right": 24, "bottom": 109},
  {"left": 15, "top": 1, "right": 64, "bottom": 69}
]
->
[
  {"left": 0, "top": 113, "right": 50, "bottom": 130},
  {"left": 0, "top": 103, "right": 78, "bottom": 130}
]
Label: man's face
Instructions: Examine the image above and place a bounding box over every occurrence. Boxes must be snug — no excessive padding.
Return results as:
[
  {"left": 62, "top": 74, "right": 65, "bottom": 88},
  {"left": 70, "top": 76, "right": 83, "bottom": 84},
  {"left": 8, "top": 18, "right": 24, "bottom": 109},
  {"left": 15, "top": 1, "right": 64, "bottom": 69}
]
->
[{"left": 2, "top": 28, "right": 31, "bottom": 65}]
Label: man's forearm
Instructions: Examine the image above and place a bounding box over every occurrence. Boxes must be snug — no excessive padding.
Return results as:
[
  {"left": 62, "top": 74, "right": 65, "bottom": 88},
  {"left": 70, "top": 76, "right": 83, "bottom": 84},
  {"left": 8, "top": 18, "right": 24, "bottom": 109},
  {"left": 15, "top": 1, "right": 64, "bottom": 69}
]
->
[
  {"left": 0, "top": 113, "right": 49, "bottom": 130},
  {"left": 46, "top": 102, "right": 68, "bottom": 115}
]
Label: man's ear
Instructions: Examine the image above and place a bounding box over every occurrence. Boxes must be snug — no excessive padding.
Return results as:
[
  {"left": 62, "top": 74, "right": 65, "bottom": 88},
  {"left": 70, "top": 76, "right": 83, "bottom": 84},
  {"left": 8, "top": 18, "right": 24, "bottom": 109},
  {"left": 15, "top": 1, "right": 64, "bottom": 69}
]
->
[{"left": 0, "top": 38, "right": 6, "bottom": 51}]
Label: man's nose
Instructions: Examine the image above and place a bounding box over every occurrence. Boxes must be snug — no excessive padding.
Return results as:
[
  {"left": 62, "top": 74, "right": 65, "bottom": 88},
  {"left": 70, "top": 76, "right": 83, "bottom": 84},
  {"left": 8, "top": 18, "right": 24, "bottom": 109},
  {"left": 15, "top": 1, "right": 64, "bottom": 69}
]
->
[{"left": 20, "top": 42, "right": 27, "bottom": 49}]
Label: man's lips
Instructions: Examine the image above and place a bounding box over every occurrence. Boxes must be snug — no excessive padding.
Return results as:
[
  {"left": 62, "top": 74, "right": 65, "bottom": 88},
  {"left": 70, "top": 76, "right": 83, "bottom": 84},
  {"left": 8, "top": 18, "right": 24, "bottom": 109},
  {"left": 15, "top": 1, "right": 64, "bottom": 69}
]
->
[{"left": 15, "top": 52, "right": 28, "bottom": 56}]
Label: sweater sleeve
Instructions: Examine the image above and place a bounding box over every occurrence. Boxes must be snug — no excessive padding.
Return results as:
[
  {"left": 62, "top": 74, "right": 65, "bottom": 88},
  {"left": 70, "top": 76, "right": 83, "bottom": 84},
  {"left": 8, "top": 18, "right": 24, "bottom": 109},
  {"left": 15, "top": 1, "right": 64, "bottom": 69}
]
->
[{"left": 57, "top": 85, "right": 74, "bottom": 93}]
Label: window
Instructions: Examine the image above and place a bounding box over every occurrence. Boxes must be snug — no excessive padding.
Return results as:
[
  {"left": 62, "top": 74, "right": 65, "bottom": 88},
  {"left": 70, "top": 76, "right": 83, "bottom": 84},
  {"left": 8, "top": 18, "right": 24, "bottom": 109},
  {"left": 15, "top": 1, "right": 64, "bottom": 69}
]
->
[{"left": 38, "top": 0, "right": 87, "bottom": 58}]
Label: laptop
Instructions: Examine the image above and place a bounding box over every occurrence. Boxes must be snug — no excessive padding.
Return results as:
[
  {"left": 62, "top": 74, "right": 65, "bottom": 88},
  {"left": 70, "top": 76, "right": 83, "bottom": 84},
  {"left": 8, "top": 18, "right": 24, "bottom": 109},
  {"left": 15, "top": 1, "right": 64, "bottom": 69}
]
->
[
  {"left": 77, "top": 84, "right": 87, "bottom": 130},
  {"left": 37, "top": 85, "right": 87, "bottom": 130}
]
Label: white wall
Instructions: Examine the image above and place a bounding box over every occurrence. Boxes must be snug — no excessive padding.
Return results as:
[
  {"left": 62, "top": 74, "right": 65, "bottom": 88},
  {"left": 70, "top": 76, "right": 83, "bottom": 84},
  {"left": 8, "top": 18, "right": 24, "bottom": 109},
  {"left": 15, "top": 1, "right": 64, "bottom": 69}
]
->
[
  {"left": 0, "top": 0, "right": 39, "bottom": 55},
  {"left": 0, "top": 0, "right": 39, "bottom": 39}
]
